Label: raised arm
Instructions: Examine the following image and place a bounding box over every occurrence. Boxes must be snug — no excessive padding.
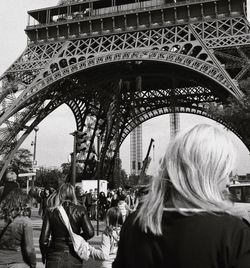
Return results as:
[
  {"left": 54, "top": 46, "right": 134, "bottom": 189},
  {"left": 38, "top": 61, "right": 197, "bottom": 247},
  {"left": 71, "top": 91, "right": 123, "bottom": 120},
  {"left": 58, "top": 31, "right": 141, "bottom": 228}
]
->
[
  {"left": 80, "top": 209, "right": 94, "bottom": 240},
  {"left": 89, "top": 233, "right": 111, "bottom": 260}
]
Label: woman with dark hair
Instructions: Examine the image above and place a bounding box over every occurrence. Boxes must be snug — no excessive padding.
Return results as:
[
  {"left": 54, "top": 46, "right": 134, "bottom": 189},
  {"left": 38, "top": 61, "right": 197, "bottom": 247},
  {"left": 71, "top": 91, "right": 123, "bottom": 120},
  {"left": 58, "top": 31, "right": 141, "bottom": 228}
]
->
[
  {"left": 87, "top": 207, "right": 123, "bottom": 268},
  {"left": 0, "top": 188, "right": 36, "bottom": 268},
  {"left": 39, "top": 183, "right": 94, "bottom": 268},
  {"left": 0, "top": 171, "right": 19, "bottom": 203},
  {"left": 110, "top": 193, "right": 119, "bottom": 208}
]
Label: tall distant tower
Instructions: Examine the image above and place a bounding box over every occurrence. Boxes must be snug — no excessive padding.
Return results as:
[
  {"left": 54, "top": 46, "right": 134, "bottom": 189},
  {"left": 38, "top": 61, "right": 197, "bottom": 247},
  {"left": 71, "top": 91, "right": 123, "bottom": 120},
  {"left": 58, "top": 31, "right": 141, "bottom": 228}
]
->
[
  {"left": 170, "top": 113, "right": 180, "bottom": 139},
  {"left": 130, "top": 125, "right": 143, "bottom": 176}
]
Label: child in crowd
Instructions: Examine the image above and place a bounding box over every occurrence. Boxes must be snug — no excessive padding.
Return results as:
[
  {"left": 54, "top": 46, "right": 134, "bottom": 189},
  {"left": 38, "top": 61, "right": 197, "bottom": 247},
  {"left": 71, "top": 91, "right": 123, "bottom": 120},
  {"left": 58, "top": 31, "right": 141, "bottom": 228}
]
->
[
  {"left": 117, "top": 194, "right": 132, "bottom": 222},
  {"left": 88, "top": 207, "right": 123, "bottom": 268}
]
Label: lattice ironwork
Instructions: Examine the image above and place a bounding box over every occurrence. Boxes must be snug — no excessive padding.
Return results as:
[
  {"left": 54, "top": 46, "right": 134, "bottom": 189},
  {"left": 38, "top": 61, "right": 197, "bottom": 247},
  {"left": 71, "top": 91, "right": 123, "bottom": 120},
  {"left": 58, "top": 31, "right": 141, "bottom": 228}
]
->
[
  {"left": 0, "top": 49, "right": 241, "bottom": 124},
  {"left": 119, "top": 105, "right": 242, "bottom": 146},
  {"left": 192, "top": 17, "right": 250, "bottom": 48},
  {"left": 0, "top": 0, "right": 249, "bottom": 183},
  {"left": 2, "top": 18, "right": 248, "bottom": 116}
]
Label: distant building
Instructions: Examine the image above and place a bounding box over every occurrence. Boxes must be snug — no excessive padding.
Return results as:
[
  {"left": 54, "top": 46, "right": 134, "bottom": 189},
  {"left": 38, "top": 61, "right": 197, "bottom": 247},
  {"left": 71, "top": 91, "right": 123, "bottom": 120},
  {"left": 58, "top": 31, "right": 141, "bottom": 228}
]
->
[{"left": 130, "top": 125, "right": 142, "bottom": 176}]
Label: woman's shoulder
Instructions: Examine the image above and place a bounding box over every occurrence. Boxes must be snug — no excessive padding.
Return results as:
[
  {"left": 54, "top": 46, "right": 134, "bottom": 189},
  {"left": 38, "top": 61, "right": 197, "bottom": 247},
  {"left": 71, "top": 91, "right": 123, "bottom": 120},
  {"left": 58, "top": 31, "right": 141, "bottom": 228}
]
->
[
  {"left": 163, "top": 210, "right": 250, "bottom": 233},
  {"left": 198, "top": 212, "right": 250, "bottom": 227},
  {"left": 214, "top": 212, "right": 250, "bottom": 230},
  {"left": 120, "top": 212, "right": 139, "bottom": 230},
  {"left": 65, "top": 201, "right": 87, "bottom": 215}
]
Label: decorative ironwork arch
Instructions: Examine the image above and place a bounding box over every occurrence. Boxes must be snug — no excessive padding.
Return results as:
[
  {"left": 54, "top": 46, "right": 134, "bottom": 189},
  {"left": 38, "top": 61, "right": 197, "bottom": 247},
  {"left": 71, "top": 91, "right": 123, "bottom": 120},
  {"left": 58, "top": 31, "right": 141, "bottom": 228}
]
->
[
  {"left": 0, "top": 49, "right": 243, "bottom": 125},
  {"left": 119, "top": 105, "right": 243, "bottom": 145}
]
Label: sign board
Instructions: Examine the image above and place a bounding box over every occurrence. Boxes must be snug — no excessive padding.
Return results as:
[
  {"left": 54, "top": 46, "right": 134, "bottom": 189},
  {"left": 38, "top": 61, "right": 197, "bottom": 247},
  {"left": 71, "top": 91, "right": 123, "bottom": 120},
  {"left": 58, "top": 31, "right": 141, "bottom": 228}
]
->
[
  {"left": 18, "top": 173, "right": 36, "bottom": 178},
  {"left": 77, "top": 180, "right": 108, "bottom": 195}
]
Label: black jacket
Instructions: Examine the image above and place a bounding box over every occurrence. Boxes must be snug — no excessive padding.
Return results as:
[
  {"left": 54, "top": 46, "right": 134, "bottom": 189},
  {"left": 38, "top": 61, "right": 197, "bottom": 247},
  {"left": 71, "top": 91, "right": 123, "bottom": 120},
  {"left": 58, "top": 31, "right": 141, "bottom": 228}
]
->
[
  {"left": 39, "top": 201, "right": 94, "bottom": 262},
  {"left": 113, "top": 211, "right": 250, "bottom": 268}
]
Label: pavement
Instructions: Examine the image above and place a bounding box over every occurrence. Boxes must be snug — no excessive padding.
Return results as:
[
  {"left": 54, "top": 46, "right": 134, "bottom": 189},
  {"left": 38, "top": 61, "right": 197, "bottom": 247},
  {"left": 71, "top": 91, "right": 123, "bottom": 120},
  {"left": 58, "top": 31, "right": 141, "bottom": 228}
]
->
[{"left": 31, "top": 208, "right": 105, "bottom": 268}]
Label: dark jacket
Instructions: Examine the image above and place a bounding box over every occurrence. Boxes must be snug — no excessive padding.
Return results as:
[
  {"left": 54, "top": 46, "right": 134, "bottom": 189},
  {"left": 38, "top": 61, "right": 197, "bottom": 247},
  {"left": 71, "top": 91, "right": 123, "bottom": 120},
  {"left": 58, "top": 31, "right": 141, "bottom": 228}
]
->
[
  {"left": 39, "top": 201, "right": 94, "bottom": 262},
  {"left": 0, "top": 216, "right": 36, "bottom": 268},
  {"left": 113, "top": 211, "right": 250, "bottom": 268},
  {"left": 85, "top": 193, "right": 92, "bottom": 207}
]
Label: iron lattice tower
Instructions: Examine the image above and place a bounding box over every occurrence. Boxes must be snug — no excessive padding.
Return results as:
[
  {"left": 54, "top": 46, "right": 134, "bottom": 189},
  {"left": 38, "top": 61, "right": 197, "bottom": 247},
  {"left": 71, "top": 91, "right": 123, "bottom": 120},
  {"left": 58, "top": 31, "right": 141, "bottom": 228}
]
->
[{"left": 0, "top": 0, "right": 250, "bottom": 186}]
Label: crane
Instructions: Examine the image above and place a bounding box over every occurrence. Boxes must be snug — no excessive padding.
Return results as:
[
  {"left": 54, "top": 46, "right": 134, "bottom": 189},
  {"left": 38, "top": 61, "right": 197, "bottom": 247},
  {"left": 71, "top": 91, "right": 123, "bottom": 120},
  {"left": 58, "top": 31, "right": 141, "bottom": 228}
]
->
[{"left": 138, "top": 138, "right": 154, "bottom": 185}]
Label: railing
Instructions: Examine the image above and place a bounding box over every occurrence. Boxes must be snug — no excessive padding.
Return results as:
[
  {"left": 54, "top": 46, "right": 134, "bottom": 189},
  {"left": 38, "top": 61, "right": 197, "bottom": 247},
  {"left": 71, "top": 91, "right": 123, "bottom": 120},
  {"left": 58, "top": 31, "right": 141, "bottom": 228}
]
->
[
  {"left": 27, "top": 0, "right": 216, "bottom": 28},
  {"left": 93, "top": 0, "right": 215, "bottom": 17}
]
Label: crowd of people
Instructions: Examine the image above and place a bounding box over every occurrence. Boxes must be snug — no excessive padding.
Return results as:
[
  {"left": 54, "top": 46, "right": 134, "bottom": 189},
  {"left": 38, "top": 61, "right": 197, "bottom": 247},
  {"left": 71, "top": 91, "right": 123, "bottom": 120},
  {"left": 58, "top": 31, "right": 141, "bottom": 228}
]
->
[
  {"left": 0, "top": 124, "right": 250, "bottom": 268},
  {"left": 28, "top": 184, "right": 145, "bottom": 223}
]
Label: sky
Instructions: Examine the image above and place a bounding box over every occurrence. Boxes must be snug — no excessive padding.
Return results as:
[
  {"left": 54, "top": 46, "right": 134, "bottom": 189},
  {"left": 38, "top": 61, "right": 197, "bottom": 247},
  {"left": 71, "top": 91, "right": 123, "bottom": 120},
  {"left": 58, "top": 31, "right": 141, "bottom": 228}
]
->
[{"left": 0, "top": 0, "right": 250, "bottom": 176}]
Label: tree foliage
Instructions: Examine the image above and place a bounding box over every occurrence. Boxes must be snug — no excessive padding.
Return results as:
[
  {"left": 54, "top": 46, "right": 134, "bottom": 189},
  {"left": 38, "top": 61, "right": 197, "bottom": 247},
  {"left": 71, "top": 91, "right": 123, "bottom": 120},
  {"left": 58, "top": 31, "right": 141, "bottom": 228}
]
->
[
  {"left": 36, "top": 167, "right": 65, "bottom": 189},
  {"left": 7, "top": 148, "right": 33, "bottom": 188},
  {"left": 208, "top": 78, "right": 250, "bottom": 150},
  {"left": 10, "top": 148, "right": 33, "bottom": 174}
]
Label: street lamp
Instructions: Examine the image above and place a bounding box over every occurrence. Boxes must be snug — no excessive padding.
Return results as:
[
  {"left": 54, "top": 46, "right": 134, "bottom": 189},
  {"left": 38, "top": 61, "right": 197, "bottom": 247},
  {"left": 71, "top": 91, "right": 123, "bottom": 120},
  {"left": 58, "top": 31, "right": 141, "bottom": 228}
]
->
[
  {"left": 31, "top": 126, "right": 39, "bottom": 188},
  {"left": 96, "top": 133, "right": 101, "bottom": 235},
  {"left": 32, "top": 126, "right": 39, "bottom": 165}
]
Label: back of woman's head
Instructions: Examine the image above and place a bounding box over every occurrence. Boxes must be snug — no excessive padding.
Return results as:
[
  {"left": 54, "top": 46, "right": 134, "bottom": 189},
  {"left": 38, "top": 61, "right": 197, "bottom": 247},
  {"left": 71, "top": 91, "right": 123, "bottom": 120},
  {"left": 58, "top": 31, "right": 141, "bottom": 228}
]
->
[
  {"left": 137, "top": 124, "right": 236, "bottom": 235},
  {"left": 0, "top": 188, "right": 31, "bottom": 221},
  {"left": 105, "top": 207, "right": 123, "bottom": 228},
  {"left": 57, "top": 183, "right": 78, "bottom": 205},
  {"left": 165, "top": 124, "right": 235, "bottom": 208}
]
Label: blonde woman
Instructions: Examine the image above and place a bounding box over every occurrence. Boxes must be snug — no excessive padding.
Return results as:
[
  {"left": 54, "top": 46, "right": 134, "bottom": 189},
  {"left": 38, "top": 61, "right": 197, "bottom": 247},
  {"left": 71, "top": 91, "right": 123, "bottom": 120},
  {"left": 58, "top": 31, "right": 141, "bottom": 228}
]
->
[
  {"left": 113, "top": 124, "right": 250, "bottom": 268},
  {"left": 39, "top": 183, "right": 94, "bottom": 268}
]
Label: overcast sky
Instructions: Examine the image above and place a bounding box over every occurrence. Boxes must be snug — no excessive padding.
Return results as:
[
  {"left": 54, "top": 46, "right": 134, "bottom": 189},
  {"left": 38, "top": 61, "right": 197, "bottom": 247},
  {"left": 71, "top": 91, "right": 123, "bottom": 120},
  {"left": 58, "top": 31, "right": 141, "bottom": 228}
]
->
[{"left": 0, "top": 0, "right": 250, "bottom": 176}]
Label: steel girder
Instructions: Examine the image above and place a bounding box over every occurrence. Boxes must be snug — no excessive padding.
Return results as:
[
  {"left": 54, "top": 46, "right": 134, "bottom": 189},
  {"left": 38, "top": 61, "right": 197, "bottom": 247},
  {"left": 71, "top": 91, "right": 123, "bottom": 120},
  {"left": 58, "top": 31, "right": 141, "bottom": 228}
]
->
[{"left": 0, "top": 15, "right": 249, "bottom": 181}]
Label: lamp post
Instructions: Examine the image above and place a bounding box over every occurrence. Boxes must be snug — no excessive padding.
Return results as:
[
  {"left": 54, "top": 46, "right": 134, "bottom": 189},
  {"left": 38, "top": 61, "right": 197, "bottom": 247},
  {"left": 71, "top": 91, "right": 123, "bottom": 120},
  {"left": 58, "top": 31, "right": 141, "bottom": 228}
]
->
[
  {"left": 96, "top": 134, "right": 101, "bottom": 235},
  {"left": 70, "top": 131, "right": 78, "bottom": 187},
  {"left": 72, "top": 132, "right": 77, "bottom": 187},
  {"left": 31, "top": 126, "right": 39, "bottom": 188},
  {"left": 33, "top": 127, "right": 39, "bottom": 164}
]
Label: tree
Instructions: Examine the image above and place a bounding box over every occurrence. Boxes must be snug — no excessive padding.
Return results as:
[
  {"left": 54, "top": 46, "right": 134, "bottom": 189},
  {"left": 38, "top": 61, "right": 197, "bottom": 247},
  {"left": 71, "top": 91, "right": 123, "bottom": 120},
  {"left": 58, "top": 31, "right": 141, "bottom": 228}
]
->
[
  {"left": 9, "top": 148, "right": 33, "bottom": 174},
  {"left": 36, "top": 167, "right": 64, "bottom": 189},
  {"left": 208, "top": 78, "right": 250, "bottom": 150},
  {"left": 8, "top": 148, "right": 33, "bottom": 188}
]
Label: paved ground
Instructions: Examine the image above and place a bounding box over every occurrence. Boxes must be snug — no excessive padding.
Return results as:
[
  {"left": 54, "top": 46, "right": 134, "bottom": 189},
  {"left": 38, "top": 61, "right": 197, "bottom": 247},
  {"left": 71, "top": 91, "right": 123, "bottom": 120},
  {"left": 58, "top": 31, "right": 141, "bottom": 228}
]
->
[{"left": 31, "top": 208, "right": 105, "bottom": 268}]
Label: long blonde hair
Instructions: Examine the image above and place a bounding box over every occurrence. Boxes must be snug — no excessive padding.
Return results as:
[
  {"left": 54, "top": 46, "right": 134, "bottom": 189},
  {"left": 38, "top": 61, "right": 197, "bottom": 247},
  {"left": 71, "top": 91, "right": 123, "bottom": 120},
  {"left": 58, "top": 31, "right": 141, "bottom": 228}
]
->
[
  {"left": 55, "top": 183, "right": 78, "bottom": 206},
  {"left": 137, "top": 124, "right": 237, "bottom": 235}
]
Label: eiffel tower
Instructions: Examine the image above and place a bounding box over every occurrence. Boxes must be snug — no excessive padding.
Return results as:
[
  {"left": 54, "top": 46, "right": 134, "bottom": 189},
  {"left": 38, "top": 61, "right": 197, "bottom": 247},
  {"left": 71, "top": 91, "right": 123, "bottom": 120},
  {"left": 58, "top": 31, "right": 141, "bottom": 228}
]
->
[{"left": 0, "top": 0, "right": 249, "bottom": 186}]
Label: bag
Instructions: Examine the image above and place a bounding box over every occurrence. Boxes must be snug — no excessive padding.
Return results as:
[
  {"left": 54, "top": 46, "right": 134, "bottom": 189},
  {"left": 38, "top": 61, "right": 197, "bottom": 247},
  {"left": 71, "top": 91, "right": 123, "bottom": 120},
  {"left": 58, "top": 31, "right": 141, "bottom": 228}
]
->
[{"left": 58, "top": 205, "right": 90, "bottom": 261}]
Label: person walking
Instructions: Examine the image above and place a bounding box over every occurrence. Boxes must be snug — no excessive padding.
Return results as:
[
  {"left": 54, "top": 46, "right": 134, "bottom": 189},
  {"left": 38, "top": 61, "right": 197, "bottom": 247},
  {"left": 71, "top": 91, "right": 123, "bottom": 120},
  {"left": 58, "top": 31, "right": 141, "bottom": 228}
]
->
[
  {"left": 110, "top": 193, "right": 119, "bottom": 208},
  {"left": 0, "top": 188, "right": 36, "bottom": 268},
  {"left": 99, "top": 192, "right": 107, "bottom": 221},
  {"left": 39, "top": 183, "right": 94, "bottom": 268},
  {"left": 39, "top": 188, "right": 50, "bottom": 218},
  {"left": 113, "top": 124, "right": 250, "bottom": 268},
  {"left": 91, "top": 189, "right": 98, "bottom": 220},
  {"left": 88, "top": 207, "right": 123, "bottom": 268},
  {"left": 0, "top": 171, "right": 19, "bottom": 203},
  {"left": 125, "top": 190, "right": 136, "bottom": 210},
  {"left": 117, "top": 194, "right": 131, "bottom": 223},
  {"left": 85, "top": 189, "right": 93, "bottom": 218}
]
